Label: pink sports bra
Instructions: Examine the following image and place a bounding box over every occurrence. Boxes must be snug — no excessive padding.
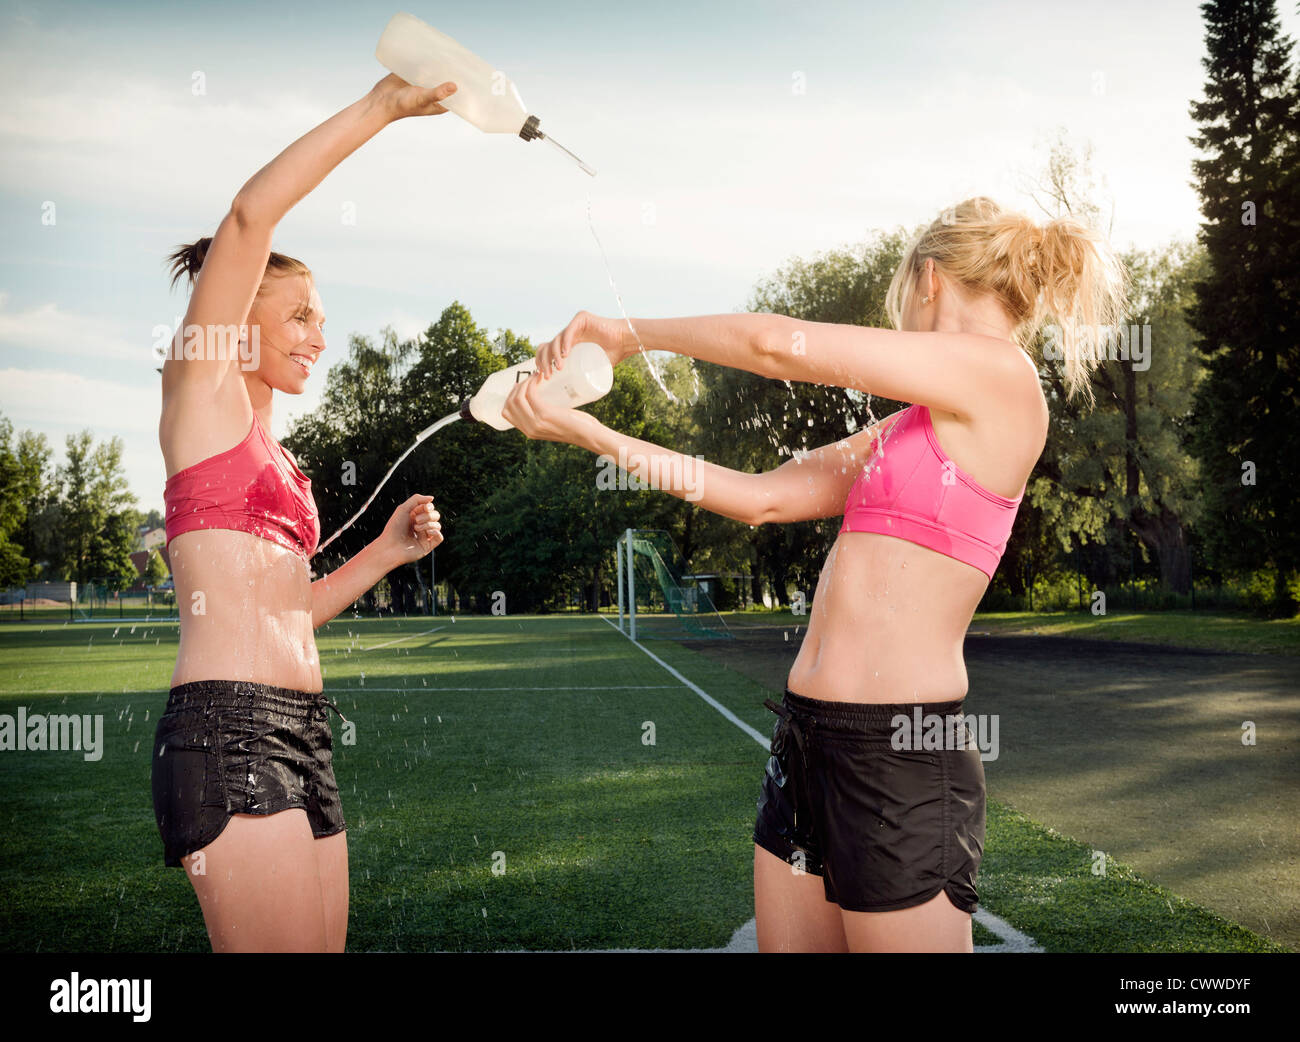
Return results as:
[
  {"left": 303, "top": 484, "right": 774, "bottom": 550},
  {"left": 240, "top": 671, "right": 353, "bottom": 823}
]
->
[
  {"left": 164, "top": 413, "right": 320, "bottom": 562},
  {"left": 840, "top": 404, "right": 1024, "bottom": 579}
]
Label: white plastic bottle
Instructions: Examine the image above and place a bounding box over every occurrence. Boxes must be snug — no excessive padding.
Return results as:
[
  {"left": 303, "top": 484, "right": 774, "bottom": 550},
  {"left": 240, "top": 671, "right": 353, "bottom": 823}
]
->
[
  {"left": 375, "top": 12, "right": 594, "bottom": 174},
  {"left": 376, "top": 12, "right": 529, "bottom": 134},
  {"left": 461, "top": 342, "right": 614, "bottom": 431}
]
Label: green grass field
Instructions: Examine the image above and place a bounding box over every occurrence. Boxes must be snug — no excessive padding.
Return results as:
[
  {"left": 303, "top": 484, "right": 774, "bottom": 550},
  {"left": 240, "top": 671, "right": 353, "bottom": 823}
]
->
[
  {"left": 0, "top": 612, "right": 1287, "bottom": 952},
  {"left": 968, "top": 609, "right": 1300, "bottom": 656}
]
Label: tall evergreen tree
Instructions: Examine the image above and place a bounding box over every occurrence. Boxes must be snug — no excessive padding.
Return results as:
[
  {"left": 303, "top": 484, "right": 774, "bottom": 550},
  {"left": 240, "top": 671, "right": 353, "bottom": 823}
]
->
[{"left": 1187, "top": 0, "right": 1300, "bottom": 613}]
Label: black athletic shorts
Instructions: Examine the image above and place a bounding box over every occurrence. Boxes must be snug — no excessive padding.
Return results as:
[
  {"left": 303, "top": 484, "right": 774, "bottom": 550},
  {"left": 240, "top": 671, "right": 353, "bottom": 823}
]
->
[
  {"left": 753, "top": 687, "right": 985, "bottom": 914},
  {"left": 151, "top": 679, "right": 347, "bottom": 867}
]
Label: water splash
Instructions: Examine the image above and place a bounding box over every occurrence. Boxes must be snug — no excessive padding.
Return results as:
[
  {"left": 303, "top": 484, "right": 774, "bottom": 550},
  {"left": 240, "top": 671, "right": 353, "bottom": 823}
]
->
[
  {"left": 313, "top": 410, "right": 461, "bottom": 558},
  {"left": 585, "top": 195, "right": 687, "bottom": 402},
  {"left": 544, "top": 135, "right": 595, "bottom": 176},
  {"left": 858, "top": 400, "right": 906, "bottom": 481}
]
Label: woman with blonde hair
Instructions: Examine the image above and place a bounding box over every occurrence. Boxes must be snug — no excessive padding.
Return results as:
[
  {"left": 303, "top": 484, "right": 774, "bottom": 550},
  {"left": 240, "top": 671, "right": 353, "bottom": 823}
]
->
[
  {"left": 502, "top": 196, "right": 1127, "bottom": 952},
  {"left": 152, "top": 74, "right": 453, "bottom": 952}
]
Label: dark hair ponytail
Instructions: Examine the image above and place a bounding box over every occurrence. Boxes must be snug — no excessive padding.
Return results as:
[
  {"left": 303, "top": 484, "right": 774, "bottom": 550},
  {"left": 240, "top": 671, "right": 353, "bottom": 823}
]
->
[
  {"left": 164, "top": 237, "right": 312, "bottom": 293},
  {"left": 166, "top": 237, "right": 213, "bottom": 292}
]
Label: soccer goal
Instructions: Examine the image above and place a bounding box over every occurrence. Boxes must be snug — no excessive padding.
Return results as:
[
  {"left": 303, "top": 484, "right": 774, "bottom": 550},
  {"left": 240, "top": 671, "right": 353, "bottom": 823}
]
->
[{"left": 615, "top": 528, "right": 732, "bottom": 640}]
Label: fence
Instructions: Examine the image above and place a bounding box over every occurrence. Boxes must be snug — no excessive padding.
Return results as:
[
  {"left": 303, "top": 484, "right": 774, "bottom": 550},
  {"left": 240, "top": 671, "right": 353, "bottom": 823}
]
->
[{"left": 0, "top": 581, "right": 178, "bottom": 622}]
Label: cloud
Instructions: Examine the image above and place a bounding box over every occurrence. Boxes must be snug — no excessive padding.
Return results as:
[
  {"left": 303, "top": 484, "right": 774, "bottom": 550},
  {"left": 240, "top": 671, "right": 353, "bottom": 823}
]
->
[
  {"left": 0, "top": 292, "right": 148, "bottom": 363},
  {"left": 0, "top": 367, "right": 159, "bottom": 433},
  {"left": 0, "top": 367, "right": 166, "bottom": 510}
]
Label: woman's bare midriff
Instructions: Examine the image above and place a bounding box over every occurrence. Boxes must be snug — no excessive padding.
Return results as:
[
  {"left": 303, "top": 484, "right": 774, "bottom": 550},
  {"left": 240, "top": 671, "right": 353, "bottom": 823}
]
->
[
  {"left": 787, "top": 390, "right": 1045, "bottom": 704},
  {"left": 785, "top": 529, "right": 991, "bottom": 704},
  {"left": 167, "top": 529, "right": 320, "bottom": 692}
]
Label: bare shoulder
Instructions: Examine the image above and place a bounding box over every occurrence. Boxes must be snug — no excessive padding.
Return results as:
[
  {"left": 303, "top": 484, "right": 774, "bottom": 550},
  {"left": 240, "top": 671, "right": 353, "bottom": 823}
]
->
[
  {"left": 159, "top": 375, "right": 255, "bottom": 478},
  {"left": 928, "top": 340, "right": 1047, "bottom": 498},
  {"left": 1007, "top": 343, "right": 1050, "bottom": 442}
]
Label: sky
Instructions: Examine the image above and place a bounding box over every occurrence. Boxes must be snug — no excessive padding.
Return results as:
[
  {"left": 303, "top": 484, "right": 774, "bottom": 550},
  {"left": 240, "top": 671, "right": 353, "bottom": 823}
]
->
[{"left": 1, "top": 0, "right": 1295, "bottom": 515}]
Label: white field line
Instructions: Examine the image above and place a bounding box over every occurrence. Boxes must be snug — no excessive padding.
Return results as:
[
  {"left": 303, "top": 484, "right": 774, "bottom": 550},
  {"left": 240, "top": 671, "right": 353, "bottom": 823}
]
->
[
  {"left": 329, "top": 685, "right": 681, "bottom": 692},
  {"left": 26, "top": 617, "right": 182, "bottom": 624},
  {"left": 16, "top": 612, "right": 656, "bottom": 626},
  {"left": 970, "top": 908, "right": 1045, "bottom": 952},
  {"left": 7, "top": 616, "right": 448, "bottom": 628},
  {"left": 529, "top": 915, "right": 1034, "bottom": 952},
  {"left": 27, "top": 611, "right": 675, "bottom": 628},
  {"left": 359, "top": 625, "right": 445, "bottom": 652},
  {"left": 598, "top": 614, "right": 769, "bottom": 746},
  {"left": 6, "top": 685, "right": 684, "bottom": 696},
  {"left": 597, "top": 613, "right": 1043, "bottom": 954}
]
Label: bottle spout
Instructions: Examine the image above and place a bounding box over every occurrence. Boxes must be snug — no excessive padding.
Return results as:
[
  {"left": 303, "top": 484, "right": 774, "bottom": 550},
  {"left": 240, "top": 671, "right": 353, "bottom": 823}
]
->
[
  {"left": 518, "top": 115, "right": 595, "bottom": 176},
  {"left": 544, "top": 134, "right": 596, "bottom": 177}
]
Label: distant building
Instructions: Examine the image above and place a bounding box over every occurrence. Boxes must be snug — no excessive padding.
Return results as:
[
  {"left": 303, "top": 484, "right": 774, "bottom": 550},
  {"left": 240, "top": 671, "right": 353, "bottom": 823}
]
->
[{"left": 131, "top": 529, "right": 170, "bottom": 584}]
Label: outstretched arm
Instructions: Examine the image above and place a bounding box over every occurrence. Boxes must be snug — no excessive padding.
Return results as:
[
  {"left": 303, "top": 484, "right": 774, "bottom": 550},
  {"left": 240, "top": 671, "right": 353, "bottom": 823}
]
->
[
  {"left": 501, "top": 378, "right": 904, "bottom": 527},
  {"left": 531, "top": 311, "right": 1035, "bottom": 422},
  {"left": 310, "top": 495, "right": 442, "bottom": 628}
]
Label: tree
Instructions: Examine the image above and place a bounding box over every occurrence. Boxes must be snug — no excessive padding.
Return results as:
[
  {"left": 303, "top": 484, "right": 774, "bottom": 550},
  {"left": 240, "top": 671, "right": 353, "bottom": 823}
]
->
[
  {"left": 285, "top": 305, "right": 536, "bottom": 613},
  {"left": 93, "top": 507, "right": 144, "bottom": 592},
  {"left": 15, "top": 429, "right": 57, "bottom": 580},
  {"left": 285, "top": 324, "right": 426, "bottom": 609},
  {"left": 0, "top": 416, "right": 33, "bottom": 587},
  {"left": 1186, "top": 0, "right": 1300, "bottom": 614},
  {"left": 396, "top": 307, "right": 534, "bottom": 612},
  {"left": 1004, "top": 131, "right": 1216, "bottom": 598},
  {"left": 697, "top": 230, "right": 912, "bottom": 605},
  {"left": 454, "top": 356, "right": 683, "bottom": 612},
  {"left": 1021, "top": 240, "right": 1209, "bottom": 596},
  {"left": 55, "top": 431, "right": 136, "bottom": 587},
  {"left": 144, "top": 547, "right": 170, "bottom": 588}
]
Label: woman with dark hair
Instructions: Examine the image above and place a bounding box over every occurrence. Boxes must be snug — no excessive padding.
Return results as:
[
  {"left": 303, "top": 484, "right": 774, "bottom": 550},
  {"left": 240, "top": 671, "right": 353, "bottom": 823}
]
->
[
  {"left": 153, "top": 74, "right": 453, "bottom": 952},
  {"left": 502, "top": 197, "right": 1127, "bottom": 951}
]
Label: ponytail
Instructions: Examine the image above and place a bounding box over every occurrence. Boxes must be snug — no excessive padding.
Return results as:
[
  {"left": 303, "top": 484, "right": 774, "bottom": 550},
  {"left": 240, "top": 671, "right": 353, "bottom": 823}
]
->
[
  {"left": 1034, "top": 215, "right": 1129, "bottom": 405},
  {"left": 886, "top": 197, "right": 1129, "bottom": 406},
  {"left": 165, "top": 237, "right": 313, "bottom": 295},
  {"left": 165, "top": 237, "right": 212, "bottom": 292}
]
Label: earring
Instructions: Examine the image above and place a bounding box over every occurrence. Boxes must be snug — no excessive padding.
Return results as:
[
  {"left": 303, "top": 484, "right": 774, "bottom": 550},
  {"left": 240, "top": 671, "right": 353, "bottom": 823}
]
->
[{"left": 921, "top": 294, "right": 934, "bottom": 305}]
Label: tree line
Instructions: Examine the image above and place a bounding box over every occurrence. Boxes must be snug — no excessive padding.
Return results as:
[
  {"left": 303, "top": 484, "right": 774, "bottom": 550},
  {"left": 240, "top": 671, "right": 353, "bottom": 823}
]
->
[
  {"left": 3, "top": 0, "right": 1293, "bottom": 616},
  {"left": 0, "top": 419, "right": 156, "bottom": 592}
]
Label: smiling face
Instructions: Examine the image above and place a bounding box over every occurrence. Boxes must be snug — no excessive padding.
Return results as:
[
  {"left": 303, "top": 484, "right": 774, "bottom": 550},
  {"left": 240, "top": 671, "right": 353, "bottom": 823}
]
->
[{"left": 248, "top": 273, "right": 325, "bottom": 393}]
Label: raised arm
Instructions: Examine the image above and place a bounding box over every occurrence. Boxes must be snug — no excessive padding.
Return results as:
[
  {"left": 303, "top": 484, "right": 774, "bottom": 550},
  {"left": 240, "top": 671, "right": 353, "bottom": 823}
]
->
[{"left": 162, "top": 75, "right": 457, "bottom": 401}]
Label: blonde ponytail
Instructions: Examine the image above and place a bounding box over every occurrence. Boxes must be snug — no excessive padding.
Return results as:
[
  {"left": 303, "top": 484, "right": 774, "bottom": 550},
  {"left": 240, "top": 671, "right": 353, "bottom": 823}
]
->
[{"left": 885, "top": 197, "right": 1129, "bottom": 405}]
